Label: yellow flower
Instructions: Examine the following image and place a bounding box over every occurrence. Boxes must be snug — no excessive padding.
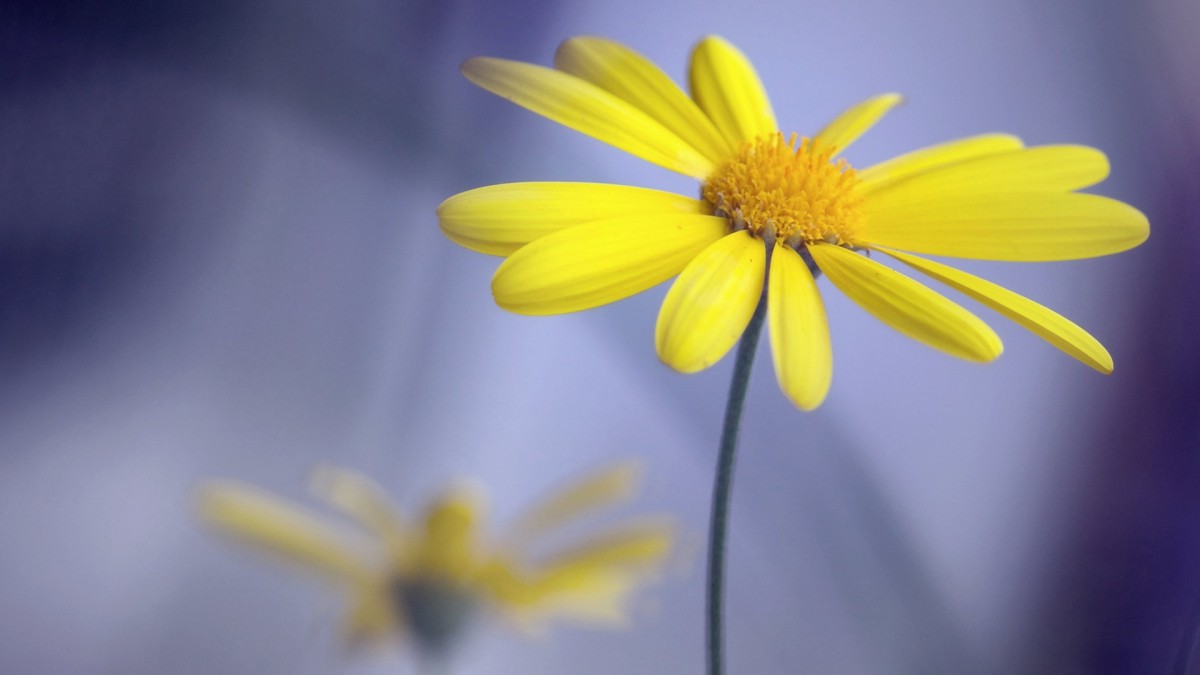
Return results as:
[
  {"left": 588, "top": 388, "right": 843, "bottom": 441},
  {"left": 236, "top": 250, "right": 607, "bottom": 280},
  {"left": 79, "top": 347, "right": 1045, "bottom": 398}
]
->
[
  {"left": 438, "top": 35, "right": 1149, "bottom": 410},
  {"left": 197, "top": 463, "right": 673, "bottom": 654}
]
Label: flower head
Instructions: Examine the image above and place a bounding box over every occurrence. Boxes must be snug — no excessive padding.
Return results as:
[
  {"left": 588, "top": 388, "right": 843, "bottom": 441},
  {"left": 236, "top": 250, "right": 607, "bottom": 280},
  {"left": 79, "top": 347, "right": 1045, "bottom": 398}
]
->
[
  {"left": 197, "top": 463, "right": 673, "bottom": 655},
  {"left": 439, "top": 35, "right": 1149, "bottom": 409}
]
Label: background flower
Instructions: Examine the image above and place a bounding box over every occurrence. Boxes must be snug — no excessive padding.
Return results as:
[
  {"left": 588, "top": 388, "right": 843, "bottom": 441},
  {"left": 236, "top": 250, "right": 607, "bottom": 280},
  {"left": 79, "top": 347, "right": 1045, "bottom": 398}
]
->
[
  {"left": 0, "top": 1, "right": 1195, "bottom": 674},
  {"left": 197, "top": 463, "right": 673, "bottom": 654}
]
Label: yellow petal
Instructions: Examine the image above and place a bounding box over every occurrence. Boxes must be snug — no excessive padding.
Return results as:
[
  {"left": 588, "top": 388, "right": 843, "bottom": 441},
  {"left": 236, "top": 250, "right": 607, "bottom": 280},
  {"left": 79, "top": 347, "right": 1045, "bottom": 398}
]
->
[
  {"left": 419, "top": 487, "right": 484, "bottom": 580},
  {"left": 492, "top": 214, "right": 728, "bottom": 315},
  {"left": 814, "top": 93, "right": 904, "bottom": 155},
  {"left": 525, "top": 573, "right": 635, "bottom": 627},
  {"left": 505, "top": 462, "right": 641, "bottom": 546},
  {"left": 858, "top": 134, "right": 1025, "bottom": 190},
  {"left": 877, "top": 248, "right": 1113, "bottom": 373},
  {"left": 860, "top": 191, "right": 1149, "bottom": 261},
  {"left": 865, "top": 145, "right": 1110, "bottom": 202},
  {"left": 486, "top": 559, "right": 637, "bottom": 627},
  {"left": 493, "top": 525, "right": 669, "bottom": 625},
  {"left": 554, "top": 36, "right": 732, "bottom": 164},
  {"left": 438, "top": 182, "right": 708, "bottom": 256},
  {"left": 688, "top": 35, "right": 777, "bottom": 146},
  {"left": 655, "top": 230, "right": 766, "bottom": 373},
  {"left": 541, "top": 521, "right": 674, "bottom": 574},
  {"left": 310, "top": 466, "right": 409, "bottom": 558},
  {"left": 342, "top": 581, "right": 402, "bottom": 646},
  {"left": 767, "top": 246, "right": 832, "bottom": 410},
  {"left": 461, "top": 57, "right": 714, "bottom": 178},
  {"left": 197, "top": 481, "right": 372, "bottom": 582},
  {"left": 808, "top": 244, "right": 1003, "bottom": 362}
]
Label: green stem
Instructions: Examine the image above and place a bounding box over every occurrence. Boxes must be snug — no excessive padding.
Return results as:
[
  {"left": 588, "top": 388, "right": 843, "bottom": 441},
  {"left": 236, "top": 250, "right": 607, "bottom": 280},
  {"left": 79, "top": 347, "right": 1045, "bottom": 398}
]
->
[{"left": 706, "top": 283, "right": 769, "bottom": 675}]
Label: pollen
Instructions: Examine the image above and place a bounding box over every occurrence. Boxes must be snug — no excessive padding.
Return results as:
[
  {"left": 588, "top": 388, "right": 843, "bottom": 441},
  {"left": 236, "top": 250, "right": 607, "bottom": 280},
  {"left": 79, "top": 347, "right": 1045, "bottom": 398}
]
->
[{"left": 702, "top": 132, "right": 864, "bottom": 248}]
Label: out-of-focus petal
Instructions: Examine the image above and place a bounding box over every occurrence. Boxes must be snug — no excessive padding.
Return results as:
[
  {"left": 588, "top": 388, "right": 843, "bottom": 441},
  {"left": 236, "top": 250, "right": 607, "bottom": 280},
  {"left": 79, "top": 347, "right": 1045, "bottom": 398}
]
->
[
  {"left": 525, "top": 572, "right": 635, "bottom": 627},
  {"left": 310, "top": 466, "right": 409, "bottom": 559},
  {"left": 341, "top": 582, "right": 403, "bottom": 646},
  {"left": 688, "top": 35, "right": 777, "bottom": 146},
  {"left": 489, "top": 525, "right": 671, "bottom": 626},
  {"left": 438, "top": 182, "right": 707, "bottom": 256},
  {"left": 859, "top": 191, "right": 1150, "bottom": 261},
  {"left": 809, "top": 244, "right": 1003, "bottom": 362},
  {"left": 492, "top": 214, "right": 728, "bottom": 315},
  {"left": 555, "top": 36, "right": 732, "bottom": 164},
  {"left": 419, "top": 488, "right": 484, "bottom": 580},
  {"left": 767, "top": 246, "right": 832, "bottom": 410},
  {"left": 655, "top": 230, "right": 766, "bottom": 373},
  {"left": 462, "top": 57, "right": 714, "bottom": 178},
  {"left": 197, "top": 481, "right": 373, "bottom": 582},
  {"left": 539, "top": 521, "right": 674, "bottom": 573},
  {"left": 485, "top": 559, "right": 636, "bottom": 629},
  {"left": 505, "top": 462, "right": 641, "bottom": 546},
  {"left": 878, "top": 248, "right": 1113, "bottom": 373}
]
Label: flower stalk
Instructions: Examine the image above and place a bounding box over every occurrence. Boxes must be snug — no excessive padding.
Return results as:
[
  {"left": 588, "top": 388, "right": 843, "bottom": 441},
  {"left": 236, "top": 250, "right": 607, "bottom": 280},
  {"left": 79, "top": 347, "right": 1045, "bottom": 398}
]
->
[{"left": 707, "top": 270, "right": 769, "bottom": 675}]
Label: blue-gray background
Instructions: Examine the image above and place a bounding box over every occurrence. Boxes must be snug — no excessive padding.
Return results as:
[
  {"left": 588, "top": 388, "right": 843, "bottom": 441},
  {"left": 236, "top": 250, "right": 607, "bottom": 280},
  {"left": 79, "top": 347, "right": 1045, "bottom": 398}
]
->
[{"left": 2, "top": 1, "right": 1198, "bottom": 673}]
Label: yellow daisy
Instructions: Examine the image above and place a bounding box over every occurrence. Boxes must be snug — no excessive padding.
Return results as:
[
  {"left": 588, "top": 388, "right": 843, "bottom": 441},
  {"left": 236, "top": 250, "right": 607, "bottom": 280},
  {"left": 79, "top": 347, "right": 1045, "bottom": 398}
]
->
[
  {"left": 438, "top": 35, "right": 1149, "bottom": 409},
  {"left": 197, "top": 463, "right": 673, "bottom": 655}
]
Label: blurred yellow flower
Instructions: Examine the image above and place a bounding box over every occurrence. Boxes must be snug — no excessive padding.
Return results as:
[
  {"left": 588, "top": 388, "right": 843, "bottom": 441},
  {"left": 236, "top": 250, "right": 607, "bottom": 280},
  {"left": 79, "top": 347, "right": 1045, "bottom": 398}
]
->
[
  {"left": 439, "top": 35, "right": 1149, "bottom": 409},
  {"left": 197, "top": 463, "right": 673, "bottom": 654}
]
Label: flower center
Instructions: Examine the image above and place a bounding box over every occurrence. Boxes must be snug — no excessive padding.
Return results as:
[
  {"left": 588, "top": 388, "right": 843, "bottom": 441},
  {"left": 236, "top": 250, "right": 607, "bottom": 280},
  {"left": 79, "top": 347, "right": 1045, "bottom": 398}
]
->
[
  {"left": 702, "top": 132, "right": 864, "bottom": 248},
  {"left": 392, "top": 577, "right": 478, "bottom": 655}
]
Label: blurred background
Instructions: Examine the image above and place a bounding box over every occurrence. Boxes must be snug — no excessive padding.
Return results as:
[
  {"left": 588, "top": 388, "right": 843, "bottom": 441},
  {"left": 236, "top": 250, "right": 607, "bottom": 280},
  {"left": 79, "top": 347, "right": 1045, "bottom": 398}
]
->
[{"left": 1, "top": 0, "right": 1197, "bottom": 673}]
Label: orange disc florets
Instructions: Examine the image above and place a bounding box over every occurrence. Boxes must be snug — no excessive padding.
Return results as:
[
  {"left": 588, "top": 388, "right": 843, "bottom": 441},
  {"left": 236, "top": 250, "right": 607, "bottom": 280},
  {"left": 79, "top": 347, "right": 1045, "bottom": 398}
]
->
[{"left": 702, "top": 132, "right": 864, "bottom": 248}]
